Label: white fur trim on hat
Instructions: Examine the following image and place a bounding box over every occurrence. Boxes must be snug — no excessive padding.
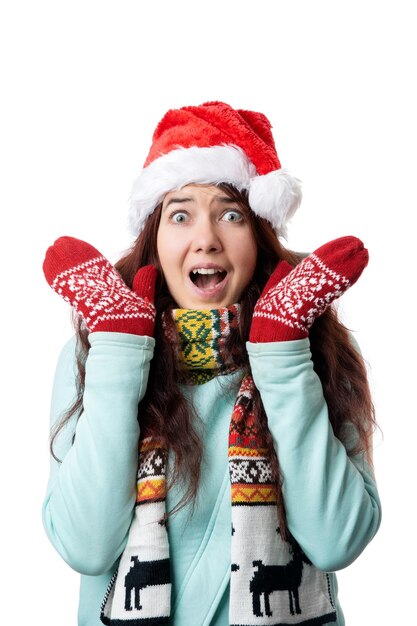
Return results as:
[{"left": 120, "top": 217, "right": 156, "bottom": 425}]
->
[{"left": 128, "top": 145, "right": 301, "bottom": 238}]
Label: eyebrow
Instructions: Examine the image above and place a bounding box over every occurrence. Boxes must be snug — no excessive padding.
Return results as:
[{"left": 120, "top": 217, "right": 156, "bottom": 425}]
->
[{"left": 163, "top": 195, "right": 236, "bottom": 210}]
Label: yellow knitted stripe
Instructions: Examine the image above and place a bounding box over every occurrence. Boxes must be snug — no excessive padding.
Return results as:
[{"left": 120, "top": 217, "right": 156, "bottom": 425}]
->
[
  {"left": 137, "top": 478, "right": 166, "bottom": 503},
  {"left": 228, "top": 446, "right": 269, "bottom": 458},
  {"left": 231, "top": 484, "right": 277, "bottom": 504}
]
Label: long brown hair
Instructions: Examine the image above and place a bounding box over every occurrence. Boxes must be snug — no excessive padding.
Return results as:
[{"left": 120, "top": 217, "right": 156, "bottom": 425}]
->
[{"left": 51, "top": 184, "right": 377, "bottom": 531}]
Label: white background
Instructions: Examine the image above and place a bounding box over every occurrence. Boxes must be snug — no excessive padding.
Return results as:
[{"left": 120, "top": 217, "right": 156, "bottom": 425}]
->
[{"left": 1, "top": 1, "right": 415, "bottom": 623}]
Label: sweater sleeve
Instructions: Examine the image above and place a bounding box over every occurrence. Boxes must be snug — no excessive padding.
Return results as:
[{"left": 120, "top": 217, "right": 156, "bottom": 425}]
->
[
  {"left": 41, "top": 331, "right": 155, "bottom": 576},
  {"left": 247, "top": 338, "right": 381, "bottom": 572}
]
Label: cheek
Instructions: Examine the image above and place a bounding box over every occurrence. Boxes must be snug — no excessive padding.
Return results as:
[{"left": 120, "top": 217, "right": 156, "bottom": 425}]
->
[
  {"left": 241, "top": 252, "right": 257, "bottom": 284},
  {"left": 157, "top": 229, "right": 185, "bottom": 276},
  {"left": 238, "top": 235, "right": 257, "bottom": 279},
  {"left": 229, "top": 236, "right": 257, "bottom": 296}
]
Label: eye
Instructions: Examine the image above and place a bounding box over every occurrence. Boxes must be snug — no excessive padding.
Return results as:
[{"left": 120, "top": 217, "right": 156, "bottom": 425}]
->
[
  {"left": 222, "top": 209, "right": 243, "bottom": 223},
  {"left": 170, "top": 211, "right": 189, "bottom": 224}
]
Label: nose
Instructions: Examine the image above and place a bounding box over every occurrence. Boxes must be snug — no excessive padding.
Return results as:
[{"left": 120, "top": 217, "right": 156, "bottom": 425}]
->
[{"left": 192, "top": 217, "right": 223, "bottom": 253}]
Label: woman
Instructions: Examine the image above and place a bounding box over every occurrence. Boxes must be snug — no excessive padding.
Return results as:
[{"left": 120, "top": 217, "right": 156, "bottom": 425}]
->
[{"left": 42, "top": 101, "right": 381, "bottom": 626}]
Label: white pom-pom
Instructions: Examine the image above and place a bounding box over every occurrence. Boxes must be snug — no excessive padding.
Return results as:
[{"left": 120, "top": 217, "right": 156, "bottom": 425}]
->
[{"left": 248, "top": 169, "right": 302, "bottom": 239}]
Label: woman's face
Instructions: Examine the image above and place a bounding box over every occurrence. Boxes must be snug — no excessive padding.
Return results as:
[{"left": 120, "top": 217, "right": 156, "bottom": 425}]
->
[{"left": 157, "top": 184, "right": 257, "bottom": 309}]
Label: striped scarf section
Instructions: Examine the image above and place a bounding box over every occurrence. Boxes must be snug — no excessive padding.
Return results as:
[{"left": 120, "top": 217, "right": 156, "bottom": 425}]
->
[{"left": 101, "top": 305, "right": 337, "bottom": 625}]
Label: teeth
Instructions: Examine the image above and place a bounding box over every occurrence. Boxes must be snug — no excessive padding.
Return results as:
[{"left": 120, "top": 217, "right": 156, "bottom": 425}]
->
[{"left": 192, "top": 268, "right": 223, "bottom": 275}]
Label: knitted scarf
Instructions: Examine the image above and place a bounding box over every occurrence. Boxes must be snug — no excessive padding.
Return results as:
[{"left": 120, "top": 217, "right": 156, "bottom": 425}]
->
[{"left": 101, "top": 305, "right": 337, "bottom": 625}]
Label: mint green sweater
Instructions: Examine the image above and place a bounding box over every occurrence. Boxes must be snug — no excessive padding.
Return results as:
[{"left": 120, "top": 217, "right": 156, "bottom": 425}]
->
[{"left": 42, "top": 332, "right": 381, "bottom": 625}]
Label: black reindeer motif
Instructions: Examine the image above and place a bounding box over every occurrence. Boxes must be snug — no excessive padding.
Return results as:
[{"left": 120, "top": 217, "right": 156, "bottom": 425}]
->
[
  {"left": 249, "top": 536, "right": 311, "bottom": 618},
  {"left": 124, "top": 556, "right": 170, "bottom": 611}
]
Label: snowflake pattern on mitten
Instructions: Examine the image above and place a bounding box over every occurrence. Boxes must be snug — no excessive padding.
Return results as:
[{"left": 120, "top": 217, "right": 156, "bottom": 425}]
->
[
  {"left": 43, "top": 237, "right": 156, "bottom": 336},
  {"left": 250, "top": 236, "right": 368, "bottom": 342}
]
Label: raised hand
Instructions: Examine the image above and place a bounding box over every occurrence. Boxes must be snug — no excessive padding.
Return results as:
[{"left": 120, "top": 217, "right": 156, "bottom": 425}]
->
[
  {"left": 249, "top": 236, "right": 368, "bottom": 343},
  {"left": 43, "top": 236, "right": 157, "bottom": 337}
]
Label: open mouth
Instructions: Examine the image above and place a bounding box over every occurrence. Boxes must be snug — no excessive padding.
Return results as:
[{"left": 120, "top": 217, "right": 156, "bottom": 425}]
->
[{"left": 190, "top": 268, "right": 228, "bottom": 290}]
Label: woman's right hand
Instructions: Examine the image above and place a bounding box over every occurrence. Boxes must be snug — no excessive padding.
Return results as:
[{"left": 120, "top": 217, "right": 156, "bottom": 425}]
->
[{"left": 43, "top": 236, "right": 157, "bottom": 337}]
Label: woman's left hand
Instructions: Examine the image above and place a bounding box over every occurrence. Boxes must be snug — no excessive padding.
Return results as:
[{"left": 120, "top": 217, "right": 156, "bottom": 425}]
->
[{"left": 249, "top": 236, "right": 368, "bottom": 343}]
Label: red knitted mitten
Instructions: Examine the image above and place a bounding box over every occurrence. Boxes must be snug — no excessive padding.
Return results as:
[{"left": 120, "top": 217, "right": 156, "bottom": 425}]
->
[
  {"left": 43, "top": 236, "right": 157, "bottom": 336},
  {"left": 249, "top": 236, "right": 369, "bottom": 343}
]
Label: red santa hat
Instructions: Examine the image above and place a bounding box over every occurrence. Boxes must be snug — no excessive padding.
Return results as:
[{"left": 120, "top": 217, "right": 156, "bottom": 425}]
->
[{"left": 129, "top": 101, "right": 302, "bottom": 238}]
